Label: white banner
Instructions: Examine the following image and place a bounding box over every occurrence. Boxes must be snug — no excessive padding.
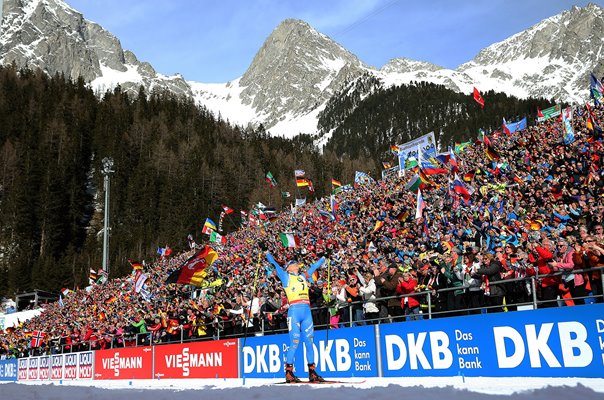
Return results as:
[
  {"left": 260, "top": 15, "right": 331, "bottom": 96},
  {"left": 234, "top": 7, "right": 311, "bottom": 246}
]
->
[{"left": 396, "top": 132, "right": 437, "bottom": 170}]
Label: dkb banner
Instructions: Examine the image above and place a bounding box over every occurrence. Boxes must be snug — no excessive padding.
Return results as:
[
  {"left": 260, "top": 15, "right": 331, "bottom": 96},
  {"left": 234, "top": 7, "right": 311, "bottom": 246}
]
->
[
  {"left": 0, "top": 358, "right": 17, "bottom": 381},
  {"left": 241, "top": 325, "right": 378, "bottom": 379},
  {"left": 380, "top": 304, "right": 604, "bottom": 377}
]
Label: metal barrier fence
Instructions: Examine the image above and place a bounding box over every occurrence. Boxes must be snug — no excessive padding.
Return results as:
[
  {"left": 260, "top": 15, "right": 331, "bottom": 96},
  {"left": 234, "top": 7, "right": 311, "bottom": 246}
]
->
[{"left": 9, "top": 266, "right": 603, "bottom": 358}]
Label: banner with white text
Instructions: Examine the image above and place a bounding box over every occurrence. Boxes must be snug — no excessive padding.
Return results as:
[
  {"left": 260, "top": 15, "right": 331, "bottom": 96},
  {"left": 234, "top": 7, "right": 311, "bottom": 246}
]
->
[
  {"left": 379, "top": 304, "right": 604, "bottom": 377},
  {"left": 240, "top": 325, "right": 378, "bottom": 379}
]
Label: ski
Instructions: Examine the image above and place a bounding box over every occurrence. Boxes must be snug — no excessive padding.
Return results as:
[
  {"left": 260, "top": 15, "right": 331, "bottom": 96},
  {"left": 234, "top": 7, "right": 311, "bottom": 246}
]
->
[{"left": 275, "top": 379, "right": 366, "bottom": 385}]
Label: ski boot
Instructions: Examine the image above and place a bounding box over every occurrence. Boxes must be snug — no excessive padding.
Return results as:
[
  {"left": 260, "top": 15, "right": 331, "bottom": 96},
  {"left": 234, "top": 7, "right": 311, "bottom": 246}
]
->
[
  {"left": 285, "top": 363, "right": 301, "bottom": 383},
  {"left": 308, "top": 363, "right": 325, "bottom": 382}
]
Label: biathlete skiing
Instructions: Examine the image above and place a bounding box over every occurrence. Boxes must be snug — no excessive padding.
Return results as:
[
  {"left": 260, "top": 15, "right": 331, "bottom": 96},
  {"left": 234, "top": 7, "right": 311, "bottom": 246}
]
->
[{"left": 263, "top": 245, "right": 326, "bottom": 383}]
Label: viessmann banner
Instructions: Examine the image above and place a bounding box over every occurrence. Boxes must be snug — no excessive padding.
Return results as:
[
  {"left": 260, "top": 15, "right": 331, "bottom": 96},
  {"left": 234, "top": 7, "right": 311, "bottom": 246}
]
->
[
  {"left": 380, "top": 304, "right": 604, "bottom": 377},
  {"left": 94, "top": 346, "right": 153, "bottom": 380},
  {"left": 154, "top": 339, "right": 238, "bottom": 379},
  {"left": 240, "top": 325, "right": 378, "bottom": 378}
]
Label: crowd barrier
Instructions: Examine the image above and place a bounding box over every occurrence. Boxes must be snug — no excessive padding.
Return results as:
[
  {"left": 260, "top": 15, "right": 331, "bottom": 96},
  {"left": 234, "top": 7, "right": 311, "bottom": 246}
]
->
[{"left": 9, "top": 303, "right": 604, "bottom": 381}]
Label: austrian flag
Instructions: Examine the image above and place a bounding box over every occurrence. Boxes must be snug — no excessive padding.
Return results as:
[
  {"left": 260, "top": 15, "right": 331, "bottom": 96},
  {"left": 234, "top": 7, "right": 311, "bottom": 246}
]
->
[
  {"left": 279, "top": 233, "right": 300, "bottom": 248},
  {"left": 473, "top": 87, "right": 484, "bottom": 108}
]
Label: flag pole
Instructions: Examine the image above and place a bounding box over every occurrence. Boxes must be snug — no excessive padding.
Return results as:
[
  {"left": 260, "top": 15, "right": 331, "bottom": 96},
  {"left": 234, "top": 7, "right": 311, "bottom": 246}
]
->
[
  {"left": 326, "top": 259, "right": 332, "bottom": 339},
  {"left": 242, "top": 251, "right": 262, "bottom": 348}
]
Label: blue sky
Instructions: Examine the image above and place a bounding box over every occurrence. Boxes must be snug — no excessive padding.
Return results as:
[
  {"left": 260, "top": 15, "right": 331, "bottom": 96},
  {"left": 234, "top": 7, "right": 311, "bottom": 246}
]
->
[{"left": 64, "top": 0, "right": 601, "bottom": 83}]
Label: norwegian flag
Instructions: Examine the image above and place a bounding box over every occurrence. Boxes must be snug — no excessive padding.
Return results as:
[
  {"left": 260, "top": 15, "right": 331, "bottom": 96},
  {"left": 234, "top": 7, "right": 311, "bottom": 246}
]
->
[{"left": 30, "top": 331, "right": 46, "bottom": 348}]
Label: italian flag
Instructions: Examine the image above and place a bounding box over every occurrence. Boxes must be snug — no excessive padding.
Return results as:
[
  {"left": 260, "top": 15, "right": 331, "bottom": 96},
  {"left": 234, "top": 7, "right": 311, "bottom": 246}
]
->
[
  {"left": 210, "top": 231, "right": 226, "bottom": 244},
  {"left": 279, "top": 233, "right": 299, "bottom": 248}
]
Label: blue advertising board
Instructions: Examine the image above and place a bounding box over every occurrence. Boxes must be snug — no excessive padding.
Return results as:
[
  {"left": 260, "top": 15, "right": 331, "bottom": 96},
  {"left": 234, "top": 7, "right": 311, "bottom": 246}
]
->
[
  {"left": 380, "top": 304, "right": 604, "bottom": 377},
  {"left": 0, "top": 358, "right": 18, "bottom": 381},
  {"left": 241, "top": 325, "right": 378, "bottom": 378}
]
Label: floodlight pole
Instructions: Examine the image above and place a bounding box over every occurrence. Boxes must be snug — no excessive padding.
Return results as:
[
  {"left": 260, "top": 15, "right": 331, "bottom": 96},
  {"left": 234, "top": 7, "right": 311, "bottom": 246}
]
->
[{"left": 101, "top": 157, "right": 114, "bottom": 276}]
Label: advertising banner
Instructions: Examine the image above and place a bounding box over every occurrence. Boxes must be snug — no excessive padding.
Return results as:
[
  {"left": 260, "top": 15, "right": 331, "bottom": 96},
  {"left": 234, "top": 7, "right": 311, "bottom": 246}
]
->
[
  {"left": 38, "top": 356, "right": 50, "bottom": 380},
  {"left": 397, "top": 132, "right": 437, "bottom": 170},
  {"left": 94, "top": 346, "right": 153, "bottom": 380},
  {"left": 0, "top": 359, "right": 18, "bottom": 381},
  {"left": 380, "top": 304, "right": 604, "bottom": 377},
  {"left": 50, "top": 354, "right": 63, "bottom": 380},
  {"left": 63, "top": 353, "right": 78, "bottom": 380},
  {"left": 17, "top": 357, "right": 28, "bottom": 380},
  {"left": 78, "top": 351, "right": 94, "bottom": 380},
  {"left": 241, "top": 325, "right": 378, "bottom": 379},
  {"left": 537, "top": 104, "right": 561, "bottom": 122},
  {"left": 27, "top": 356, "right": 39, "bottom": 380},
  {"left": 154, "top": 339, "right": 238, "bottom": 379}
]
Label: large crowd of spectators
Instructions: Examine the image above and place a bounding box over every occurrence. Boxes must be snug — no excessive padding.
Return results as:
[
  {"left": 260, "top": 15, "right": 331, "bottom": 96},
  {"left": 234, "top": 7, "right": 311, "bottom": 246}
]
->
[{"left": 1, "top": 101, "right": 603, "bottom": 359}]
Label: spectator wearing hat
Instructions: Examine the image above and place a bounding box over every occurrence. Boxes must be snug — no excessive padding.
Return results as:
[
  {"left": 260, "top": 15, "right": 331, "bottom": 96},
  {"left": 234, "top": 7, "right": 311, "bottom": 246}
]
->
[
  {"left": 373, "top": 263, "right": 404, "bottom": 322},
  {"left": 356, "top": 270, "right": 379, "bottom": 324}
]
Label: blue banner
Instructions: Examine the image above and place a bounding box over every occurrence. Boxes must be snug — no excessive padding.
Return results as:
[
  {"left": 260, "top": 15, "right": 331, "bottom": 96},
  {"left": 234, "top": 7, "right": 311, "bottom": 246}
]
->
[
  {"left": 0, "top": 358, "right": 18, "bottom": 381},
  {"left": 380, "top": 304, "right": 604, "bottom": 377},
  {"left": 505, "top": 117, "right": 527, "bottom": 134},
  {"left": 241, "top": 325, "right": 378, "bottom": 378}
]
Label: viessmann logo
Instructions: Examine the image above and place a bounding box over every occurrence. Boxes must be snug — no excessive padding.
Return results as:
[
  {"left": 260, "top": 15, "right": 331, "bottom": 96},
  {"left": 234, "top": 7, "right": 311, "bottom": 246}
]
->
[
  {"left": 223, "top": 341, "right": 237, "bottom": 348},
  {"left": 164, "top": 347, "right": 223, "bottom": 376},
  {"left": 101, "top": 352, "right": 143, "bottom": 377}
]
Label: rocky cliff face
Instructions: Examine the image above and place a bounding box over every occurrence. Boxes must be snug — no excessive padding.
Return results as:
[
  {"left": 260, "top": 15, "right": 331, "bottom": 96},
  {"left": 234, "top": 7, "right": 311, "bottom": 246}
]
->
[
  {"left": 237, "top": 19, "right": 368, "bottom": 129},
  {"left": 0, "top": 0, "right": 191, "bottom": 95},
  {"left": 1, "top": 0, "right": 603, "bottom": 138},
  {"left": 458, "top": 2, "right": 604, "bottom": 102}
]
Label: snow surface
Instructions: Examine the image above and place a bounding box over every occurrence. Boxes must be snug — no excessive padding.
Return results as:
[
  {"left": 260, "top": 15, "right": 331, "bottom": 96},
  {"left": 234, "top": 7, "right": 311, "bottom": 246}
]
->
[{"left": 2, "top": 377, "right": 604, "bottom": 399}]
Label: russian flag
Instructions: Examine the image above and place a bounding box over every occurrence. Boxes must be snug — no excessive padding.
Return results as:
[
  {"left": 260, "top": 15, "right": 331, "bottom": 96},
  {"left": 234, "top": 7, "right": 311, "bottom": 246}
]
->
[
  {"left": 452, "top": 176, "right": 471, "bottom": 203},
  {"left": 415, "top": 189, "right": 426, "bottom": 221},
  {"left": 448, "top": 147, "right": 458, "bottom": 173}
]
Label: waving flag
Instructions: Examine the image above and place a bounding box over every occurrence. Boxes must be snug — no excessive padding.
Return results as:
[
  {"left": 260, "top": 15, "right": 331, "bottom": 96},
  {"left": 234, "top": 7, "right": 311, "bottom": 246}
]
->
[
  {"left": 537, "top": 107, "right": 544, "bottom": 118},
  {"left": 473, "top": 87, "right": 484, "bottom": 108},
  {"left": 331, "top": 179, "right": 342, "bottom": 187},
  {"left": 222, "top": 205, "right": 234, "bottom": 214},
  {"left": 166, "top": 245, "right": 218, "bottom": 286},
  {"left": 210, "top": 231, "right": 226, "bottom": 244},
  {"left": 279, "top": 233, "right": 300, "bottom": 248},
  {"left": 265, "top": 171, "right": 278, "bottom": 188},
  {"left": 330, "top": 194, "right": 338, "bottom": 213},
  {"left": 294, "top": 169, "right": 305, "bottom": 178},
  {"left": 415, "top": 189, "right": 426, "bottom": 221},
  {"left": 590, "top": 72, "right": 603, "bottom": 105},
  {"left": 129, "top": 260, "right": 143, "bottom": 270},
  {"left": 30, "top": 331, "right": 46, "bottom": 348},
  {"left": 354, "top": 171, "right": 375, "bottom": 185},
  {"left": 448, "top": 147, "right": 458, "bottom": 173},
  {"left": 502, "top": 118, "right": 511, "bottom": 136},
  {"left": 405, "top": 174, "right": 421, "bottom": 192},
  {"left": 454, "top": 141, "right": 471, "bottom": 154},
  {"left": 452, "top": 175, "right": 471, "bottom": 204},
  {"left": 296, "top": 179, "right": 310, "bottom": 187},
  {"left": 203, "top": 218, "right": 216, "bottom": 235},
  {"left": 503, "top": 117, "right": 527, "bottom": 134}
]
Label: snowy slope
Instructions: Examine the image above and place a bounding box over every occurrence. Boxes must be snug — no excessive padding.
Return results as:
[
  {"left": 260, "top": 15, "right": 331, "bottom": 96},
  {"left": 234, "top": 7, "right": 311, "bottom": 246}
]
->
[{"left": 1, "top": 0, "right": 602, "bottom": 139}]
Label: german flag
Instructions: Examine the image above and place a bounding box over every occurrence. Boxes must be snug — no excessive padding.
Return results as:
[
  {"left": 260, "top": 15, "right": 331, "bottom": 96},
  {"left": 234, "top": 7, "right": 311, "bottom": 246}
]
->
[
  {"left": 165, "top": 245, "right": 218, "bottom": 286},
  {"left": 485, "top": 145, "right": 500, "bottom": 161},
  {"left": 129, "top": 260, "right": 143, "bottom": 270},
  {"left": 331, "top": 179, "right": 342, "bottom": 187},
  {"left": 105, "top": 296, "right": 117, "bottom": 304},
  {"left": 296, "top": 179, "right": 310, "bottom": 187},
  {"left": 463, "top": 171, "right": 475, "bottom": 182}
]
